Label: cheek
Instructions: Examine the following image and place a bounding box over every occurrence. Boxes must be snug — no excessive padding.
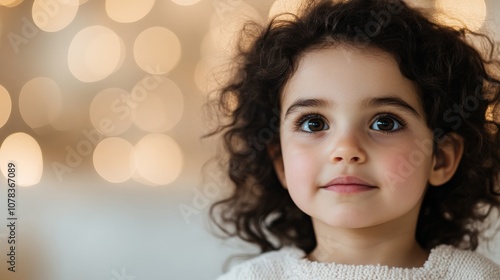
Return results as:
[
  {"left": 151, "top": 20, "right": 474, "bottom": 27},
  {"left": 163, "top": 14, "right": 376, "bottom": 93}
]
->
[
  {"left": 281, "top": 147, "right": 319, "bottom": 194},
  {"left": 281, "top": 149, "right": 319, "bottom": 213},
  {"left": 283, "top": 150, "right": 314, "bottom": 181},
  {"left": 381, "top": 145, "right": 433, "bottom": 190}
]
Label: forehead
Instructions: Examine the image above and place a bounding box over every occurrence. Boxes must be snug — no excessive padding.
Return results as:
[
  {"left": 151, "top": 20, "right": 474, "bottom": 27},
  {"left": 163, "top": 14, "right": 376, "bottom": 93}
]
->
[{"left": 281, "top": 45, "right": 423, "bottom": 114}]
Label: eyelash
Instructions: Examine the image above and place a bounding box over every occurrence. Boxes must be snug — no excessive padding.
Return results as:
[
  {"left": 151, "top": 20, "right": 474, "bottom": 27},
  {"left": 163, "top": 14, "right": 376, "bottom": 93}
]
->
[
  {"left": 371, "top": 113, "right": 407, "bottom": 134},
  {"left": 293, "top": 112, "right": 407, "bottom": 134},
  {"left": 294, "top": 112, "right": 327, "bottom": 134}
]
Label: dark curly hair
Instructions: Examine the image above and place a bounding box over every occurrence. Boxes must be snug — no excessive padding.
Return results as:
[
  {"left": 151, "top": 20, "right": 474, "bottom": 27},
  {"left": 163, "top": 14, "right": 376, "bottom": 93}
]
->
[{"left": 207, "top": 0, "right": 500, "bottom": 255}]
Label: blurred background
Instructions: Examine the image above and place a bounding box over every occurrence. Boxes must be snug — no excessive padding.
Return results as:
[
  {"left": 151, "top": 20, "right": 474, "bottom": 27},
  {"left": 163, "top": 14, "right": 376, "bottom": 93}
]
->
[{"left": 0, "top": 0, "right": 498, "bottom": 279}]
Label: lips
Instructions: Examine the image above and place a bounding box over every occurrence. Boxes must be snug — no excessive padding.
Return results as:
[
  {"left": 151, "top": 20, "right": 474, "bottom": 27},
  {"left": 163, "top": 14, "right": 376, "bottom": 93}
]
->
[{"left": 322, "top": 176, "right": 377, "bottom": 193}]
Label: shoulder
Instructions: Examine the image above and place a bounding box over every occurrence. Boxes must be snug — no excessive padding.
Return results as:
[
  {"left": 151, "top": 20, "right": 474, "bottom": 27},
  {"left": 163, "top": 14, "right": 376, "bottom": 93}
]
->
[
  {"left": 429, "top": 245, "right": 500, "bottom": 279},
  {"left": 215, "top": 247, "right": 304, "bottom": 280}
]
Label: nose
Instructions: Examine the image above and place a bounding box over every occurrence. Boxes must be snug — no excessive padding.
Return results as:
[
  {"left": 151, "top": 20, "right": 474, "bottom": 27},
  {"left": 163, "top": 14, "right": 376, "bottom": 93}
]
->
[{"left": 330, "top": 131, "right": 367, "bottom": 164}]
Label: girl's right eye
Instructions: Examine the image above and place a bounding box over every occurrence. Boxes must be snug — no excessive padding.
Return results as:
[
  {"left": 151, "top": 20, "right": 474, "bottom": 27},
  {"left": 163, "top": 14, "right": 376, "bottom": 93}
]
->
[{"left": 296, "top": 115, "right": 329, "bottom": 133}]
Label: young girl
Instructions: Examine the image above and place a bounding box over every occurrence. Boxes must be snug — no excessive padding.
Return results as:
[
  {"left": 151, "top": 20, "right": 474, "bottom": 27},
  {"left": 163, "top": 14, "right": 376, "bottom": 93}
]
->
[{"left": 209, "top": 0, "right": 500, "bottom": 278}]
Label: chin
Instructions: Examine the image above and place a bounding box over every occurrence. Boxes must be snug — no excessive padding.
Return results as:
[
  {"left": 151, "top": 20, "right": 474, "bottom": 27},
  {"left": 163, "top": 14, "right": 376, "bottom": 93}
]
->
[{"left": 316, "top": 214, "right": 378, "bottom": 229}]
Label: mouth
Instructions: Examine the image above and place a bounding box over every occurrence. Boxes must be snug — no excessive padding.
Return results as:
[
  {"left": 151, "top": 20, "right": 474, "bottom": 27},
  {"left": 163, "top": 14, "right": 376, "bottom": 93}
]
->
[{"left": 322, "top": 176, "right": 377, "bottom": 194}]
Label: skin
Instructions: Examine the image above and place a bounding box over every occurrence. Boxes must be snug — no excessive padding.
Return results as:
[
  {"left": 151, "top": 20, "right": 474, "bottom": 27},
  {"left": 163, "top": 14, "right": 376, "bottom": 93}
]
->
[{"left": 272, "top": 45, "right": 463, "bottom": 268}]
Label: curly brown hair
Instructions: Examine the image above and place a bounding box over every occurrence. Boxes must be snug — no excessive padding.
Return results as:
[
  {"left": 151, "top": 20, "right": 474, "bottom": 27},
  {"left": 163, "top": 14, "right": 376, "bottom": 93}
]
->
[{"left": 208, "top": 0, "right": 500, "bottom": 255}]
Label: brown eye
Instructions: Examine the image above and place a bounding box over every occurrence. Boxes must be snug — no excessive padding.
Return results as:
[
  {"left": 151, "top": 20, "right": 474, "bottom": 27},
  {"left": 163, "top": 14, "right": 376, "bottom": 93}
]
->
[
  {"left": 300, "top": 117, "right": 329, "bottom": 132},
  {"left": 371, "top": 116, "right": 402, "bottom": 131}
]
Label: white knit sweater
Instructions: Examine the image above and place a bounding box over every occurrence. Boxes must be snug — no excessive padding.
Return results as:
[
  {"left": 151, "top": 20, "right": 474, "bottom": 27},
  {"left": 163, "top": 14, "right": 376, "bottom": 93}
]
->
[{"left": 216, "top": 245, "right": 500, "bottom": 279}]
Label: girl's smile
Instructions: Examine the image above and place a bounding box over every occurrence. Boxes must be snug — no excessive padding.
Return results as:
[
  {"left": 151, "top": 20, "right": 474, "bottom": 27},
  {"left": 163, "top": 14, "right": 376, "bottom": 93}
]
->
[{"left": 321, "top": 175, "right": 377, "bottom": 194}]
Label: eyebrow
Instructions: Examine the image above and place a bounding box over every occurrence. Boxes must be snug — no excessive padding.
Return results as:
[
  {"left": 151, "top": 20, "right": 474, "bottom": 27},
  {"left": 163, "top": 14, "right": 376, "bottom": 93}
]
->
[
  {"left": 284, "top": 98, "right": 330, "bottom": 119},
  {"left": 363, "top": 96, "right": 421, "bottom": 118},
  {"left": 283, "top": 96, "right": 421, "bottom": 119}
]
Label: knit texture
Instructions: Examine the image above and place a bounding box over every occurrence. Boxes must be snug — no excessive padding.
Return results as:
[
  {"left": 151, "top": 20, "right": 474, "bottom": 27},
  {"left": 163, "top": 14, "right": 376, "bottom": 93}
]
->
[{"left": 216, "top": 245, "right": 500, "bottom": 279}]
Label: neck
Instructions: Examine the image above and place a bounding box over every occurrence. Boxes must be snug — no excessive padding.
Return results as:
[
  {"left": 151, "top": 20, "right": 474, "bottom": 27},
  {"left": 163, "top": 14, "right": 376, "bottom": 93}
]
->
[{"left": 309, "top": 211, "right": 429, "bottom": 268}]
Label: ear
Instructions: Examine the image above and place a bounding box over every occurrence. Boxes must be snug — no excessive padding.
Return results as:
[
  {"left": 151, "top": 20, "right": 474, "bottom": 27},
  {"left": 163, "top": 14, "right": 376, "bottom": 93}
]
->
[
  {"left": 267, "top": 144, "right": 287, "bottom": 188},
  {"left": 429, "top": 133, "right": 464, "bottom": 187}
]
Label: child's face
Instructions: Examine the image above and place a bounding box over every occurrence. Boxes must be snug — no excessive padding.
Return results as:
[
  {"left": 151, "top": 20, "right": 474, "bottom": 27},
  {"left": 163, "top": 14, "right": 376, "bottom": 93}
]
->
[{"left": 276, "top": 45, "right": 440, "bottom": 231}]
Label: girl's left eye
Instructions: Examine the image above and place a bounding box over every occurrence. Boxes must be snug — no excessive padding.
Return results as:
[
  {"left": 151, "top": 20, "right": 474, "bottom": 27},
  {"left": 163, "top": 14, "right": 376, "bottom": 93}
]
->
[{"left": 370, "top": 115, "right": 404, "bottom": 132}]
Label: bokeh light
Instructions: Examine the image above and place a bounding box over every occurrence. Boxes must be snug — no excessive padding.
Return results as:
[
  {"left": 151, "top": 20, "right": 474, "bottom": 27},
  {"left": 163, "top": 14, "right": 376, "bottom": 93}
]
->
[
  {"left": 90, "top": 88, "right": 134, "bottom": 136},
  {"left": 486, "top": 105, "right": 498, "bottom": 122},
  {"left": 170, "top": 0, "right": 201, "bottom": 6},
  {"left": 194, "top": 59, "right": 215, "bottom": 93},
  {"left": 133, "top": 134, "right": 183, "bottom": 186},
  {"left": 404, "top": 0, "right": 434, "bottom": 9},
  {"left": 209, "top": 1, "right": 262, "bottom": 56},
  {"left": 106, "top": 0, "right": 155, "bottom": 23},
  {"left": 131, "top": 76, "right": 184, "bottom": 133},
  {"left": 133, "top": 26, "right": 181, "bottom": 75},
  {"left": 0, "top": 84, "right": 12, "bottom": 128},
  {"left": 435, "top": 0, "right": 487, "bottom": 31},
  {"left": 0, "top": 0, "right": 22, "bottom": 7},
  {"left": 0, "top": 132, "right": 43, "bottom": 187},
  {"left": 195, "top": 32, "right": 235, "bottom": 93},
  {"left": 19, "top": 77, "right": 62, "bottom": 129},
  {"left": 197, "top": 2, "right": 261, "bottom": 93},
  {"left": 268, "top": 0, "right": 304, "bottom": 19},
  {"left": 93, "top": 137, "right": 135, "bottom": 183},
  {"left": 32, "top": 0, "right": 79, "bottom": 32},
  {"left": 68, "top": 25, "right": 125, "bottom": 82}
]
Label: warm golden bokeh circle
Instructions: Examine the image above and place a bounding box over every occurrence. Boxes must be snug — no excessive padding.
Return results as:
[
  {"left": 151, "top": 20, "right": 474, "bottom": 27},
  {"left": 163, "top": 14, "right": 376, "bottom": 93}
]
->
[
  {"left": 68, "top": 25, "right": 125, "bottom": 82},
  {"left": 0, "top": 133, "right": 43, "bottom": 187},
  {"left": 32, "top": 0, "right": 79, "bottom": 32},
  {"left": 93, "top": 137, "right": 135, "bottom": 183},
  {"left": 170, "top": 0, "right": 202, "bottom": 6},
  {"left": 268, "top": 0, "right": 304, "bottom": 19},
  {"left": 0, "top": 84, "right": 12, "bottom": 128},
  {"left": 0, "top": 0, "right": 23, "bottom": 7},
  {"left": 133, "top": 26, "right": 181, "bottom": 75},
  {"left": 133, "top": 134, "right": 183, "bottom": 186},
  {"left": 106, "top": 0, "right": 155, "bottom": 23},
  {"left": 435, "top": 0, "right": 487, "bottom": 31}
]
